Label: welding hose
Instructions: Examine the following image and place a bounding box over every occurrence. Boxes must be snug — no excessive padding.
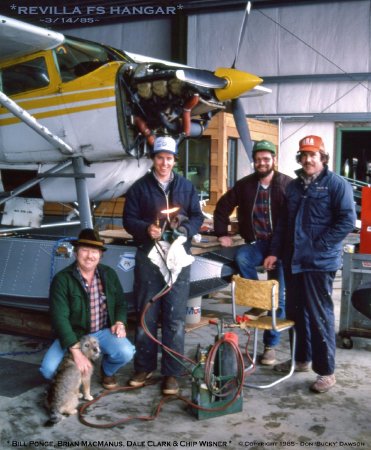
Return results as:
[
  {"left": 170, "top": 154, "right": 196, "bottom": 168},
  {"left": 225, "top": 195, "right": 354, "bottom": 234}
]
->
[
  {"left": 204, "top": 332, "right": 245, "bottom": 399},
  {"left": 140, "top": 239, "right": 200, "bottom": 370},
  {"left": 79, "top": 321, "right": 246, "bottom": 429},
  {"left": 79, "top": 331, "right": 246, "bottom": 428},
  {"left": 79, "top": 384, "right": 180, "bottom": 428},
  {"left": 79, "top": 248, "right": 244, "bottom": 428},
  {"left": 140, "top": 280, "right": 197, "bottom": 369}
]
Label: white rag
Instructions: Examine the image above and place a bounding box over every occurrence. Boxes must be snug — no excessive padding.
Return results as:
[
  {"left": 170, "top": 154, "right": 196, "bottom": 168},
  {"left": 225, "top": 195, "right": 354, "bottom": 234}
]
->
[{"left": 148, "top": 236, "right": 194, "bottom": 284}]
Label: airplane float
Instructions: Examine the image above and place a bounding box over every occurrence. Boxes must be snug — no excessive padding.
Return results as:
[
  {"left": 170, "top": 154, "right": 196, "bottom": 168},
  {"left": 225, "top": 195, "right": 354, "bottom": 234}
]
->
[{"left": 0, "top": 6, "right": 271, "bottom": 322}]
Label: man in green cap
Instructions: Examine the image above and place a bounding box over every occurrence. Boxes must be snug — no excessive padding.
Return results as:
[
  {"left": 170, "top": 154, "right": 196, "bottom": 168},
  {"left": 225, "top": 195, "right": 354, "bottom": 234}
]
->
[{"left": 214, "top": 139, "right": 292, "bottom": 365}]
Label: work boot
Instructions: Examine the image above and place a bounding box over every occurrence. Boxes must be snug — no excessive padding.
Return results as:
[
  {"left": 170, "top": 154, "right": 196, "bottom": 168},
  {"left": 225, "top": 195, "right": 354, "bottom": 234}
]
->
[
  {"left": 274, "top": 360, "right": 310, "bottom": 373},
  {"left": 128, "top": 371, "right": 153, "bottom": 387},
  {"left": 244, "top": 308, "right": 268, "bottom": 320},
  {"left": 310, "top": 374, "right": 336, "bottom": 393},
  {"left": 162, "top": 376, "right": 179, "bottom": 395},
  {"left": 102, "top": 373, "right": 118, "bottom": 390},
  {"left": 260, "top": 347, "right": 276, "bottom": 365}
]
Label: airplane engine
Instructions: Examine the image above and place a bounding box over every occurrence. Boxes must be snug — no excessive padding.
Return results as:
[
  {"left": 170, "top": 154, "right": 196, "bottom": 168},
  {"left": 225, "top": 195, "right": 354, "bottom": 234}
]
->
[{"left": 118, "top": 61, "right": 224, "bottom": 153}]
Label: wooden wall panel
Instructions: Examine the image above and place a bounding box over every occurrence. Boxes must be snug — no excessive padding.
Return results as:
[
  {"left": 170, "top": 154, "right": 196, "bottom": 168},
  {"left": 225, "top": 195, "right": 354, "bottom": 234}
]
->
[{"left": 205, "top": 113, "right": 278, "bottom": 207}]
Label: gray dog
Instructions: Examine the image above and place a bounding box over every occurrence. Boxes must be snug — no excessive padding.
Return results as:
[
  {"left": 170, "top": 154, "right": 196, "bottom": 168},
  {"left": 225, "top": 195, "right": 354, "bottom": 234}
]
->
[{"left": 44, "top": 335, "right": 101, "bottom": 426}]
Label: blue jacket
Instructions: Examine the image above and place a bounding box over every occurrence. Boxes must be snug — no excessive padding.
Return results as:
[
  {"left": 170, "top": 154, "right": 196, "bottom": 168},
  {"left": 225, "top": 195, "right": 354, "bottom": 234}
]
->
[
  {"left": 123, "top": 170, "right": 204, "bottom": 252},
  {"left": 271, "top": 166, "right": 356, "bottom": 273}
]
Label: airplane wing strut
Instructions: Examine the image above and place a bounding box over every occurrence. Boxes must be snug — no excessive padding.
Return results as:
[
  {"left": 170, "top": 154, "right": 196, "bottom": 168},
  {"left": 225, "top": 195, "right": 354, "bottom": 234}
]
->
[{"left": 0, "top": 91, "right": 73, "bottom": 155}]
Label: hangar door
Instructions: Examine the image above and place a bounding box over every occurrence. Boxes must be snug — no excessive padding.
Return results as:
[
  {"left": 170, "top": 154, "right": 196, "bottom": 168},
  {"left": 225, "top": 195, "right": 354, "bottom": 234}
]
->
[
  {"left": 336, "top": 126, "right": 371, "bottom": 217},
  {"left": 336, "top": 128, "right": 371, "bottom": 183}
]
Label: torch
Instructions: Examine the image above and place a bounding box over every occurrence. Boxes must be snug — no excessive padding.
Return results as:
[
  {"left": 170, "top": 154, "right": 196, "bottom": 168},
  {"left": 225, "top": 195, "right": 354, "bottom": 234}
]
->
[{"left": 158, "top": 206, "right": 180, "bottom": 240}]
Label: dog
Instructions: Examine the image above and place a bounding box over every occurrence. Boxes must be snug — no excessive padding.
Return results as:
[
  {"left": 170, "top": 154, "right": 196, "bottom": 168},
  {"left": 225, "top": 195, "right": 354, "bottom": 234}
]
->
[{"left": 44, "top": 335, "right": 101, "bottom": 426}]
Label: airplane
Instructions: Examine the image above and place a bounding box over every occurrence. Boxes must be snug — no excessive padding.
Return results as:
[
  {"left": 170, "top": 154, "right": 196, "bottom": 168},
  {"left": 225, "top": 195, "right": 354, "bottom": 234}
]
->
[
  {"left": 0, "top": 9, "right": 271, "bottom": 323},
  {"left": 0, "top": 12, "right": 270, "bottom": 228}
]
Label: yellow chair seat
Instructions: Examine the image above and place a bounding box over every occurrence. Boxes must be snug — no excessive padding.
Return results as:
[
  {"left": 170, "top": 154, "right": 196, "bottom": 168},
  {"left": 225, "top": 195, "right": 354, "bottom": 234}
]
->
[{"left": 246, "top": 316, "right": 295, "bottom": 331}]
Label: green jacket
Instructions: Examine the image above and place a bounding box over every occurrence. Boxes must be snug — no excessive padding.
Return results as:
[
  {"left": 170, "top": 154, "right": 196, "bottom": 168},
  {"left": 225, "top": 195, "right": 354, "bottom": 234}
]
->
[{"left": 50, "top": 262, "right": 127, "bottom": 349}]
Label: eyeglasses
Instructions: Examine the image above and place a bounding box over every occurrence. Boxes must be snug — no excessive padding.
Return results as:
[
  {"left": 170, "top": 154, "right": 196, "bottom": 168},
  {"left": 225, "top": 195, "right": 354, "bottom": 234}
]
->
[{"left": 254, "top": 157, "right": 273, "bottom": 163}]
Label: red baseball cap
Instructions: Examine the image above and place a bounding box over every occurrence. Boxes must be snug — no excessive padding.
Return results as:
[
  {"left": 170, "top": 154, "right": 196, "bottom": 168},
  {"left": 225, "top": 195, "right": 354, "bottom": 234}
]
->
[{"left": 298, "top": 135, "right": 325, "bottom": 152}]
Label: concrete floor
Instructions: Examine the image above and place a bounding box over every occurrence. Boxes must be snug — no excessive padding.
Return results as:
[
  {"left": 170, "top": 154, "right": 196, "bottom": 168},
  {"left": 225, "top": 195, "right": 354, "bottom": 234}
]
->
[{"left": 0, "top": 273, "right": 370, "bottom": 450}]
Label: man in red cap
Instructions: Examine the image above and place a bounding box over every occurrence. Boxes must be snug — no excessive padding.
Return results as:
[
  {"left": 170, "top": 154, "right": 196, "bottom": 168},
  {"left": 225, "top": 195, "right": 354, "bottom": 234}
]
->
[{"left": 264, "top": 135, "right": 356, "bottom": 393}]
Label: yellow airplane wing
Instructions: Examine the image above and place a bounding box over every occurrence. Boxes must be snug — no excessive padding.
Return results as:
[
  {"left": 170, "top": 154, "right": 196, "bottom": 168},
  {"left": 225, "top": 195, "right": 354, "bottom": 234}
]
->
[{"left": 0, "top": 15, "right": 64, "bottom": 63}]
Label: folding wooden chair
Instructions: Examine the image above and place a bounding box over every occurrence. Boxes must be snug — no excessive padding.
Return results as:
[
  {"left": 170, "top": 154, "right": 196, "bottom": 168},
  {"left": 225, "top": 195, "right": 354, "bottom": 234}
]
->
[{"left": 231, "top": 274, "right": 296, "bottom": 389}]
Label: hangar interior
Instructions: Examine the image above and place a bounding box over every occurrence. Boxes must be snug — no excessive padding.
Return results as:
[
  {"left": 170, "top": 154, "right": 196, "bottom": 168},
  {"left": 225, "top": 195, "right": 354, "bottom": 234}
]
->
[
  {"left": 0, "top": 1, "right": 371, "bottom": 448},
  {"left": 63, "top": 0, "right": 371, "bottom": 184}
]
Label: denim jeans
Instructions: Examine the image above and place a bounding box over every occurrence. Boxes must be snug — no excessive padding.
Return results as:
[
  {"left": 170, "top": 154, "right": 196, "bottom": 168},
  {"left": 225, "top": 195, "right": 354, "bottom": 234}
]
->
[
  {"left": 39, "top": 328, "right": 135, "bottom": 380},
  {"left": 285, "top": 270, "right": 336, "bottom": 375},
  {"left": 133, "top": 248, "right": 190, "bottom": 377},
  {"left": 235, "top": 240, "right": 285, "bottom": 347}
]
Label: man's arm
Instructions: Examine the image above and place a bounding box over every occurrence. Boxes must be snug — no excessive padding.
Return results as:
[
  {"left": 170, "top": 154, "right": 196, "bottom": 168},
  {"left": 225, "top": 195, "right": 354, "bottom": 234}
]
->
[
  {"left": 175, "top": 183, "right": 204, "bottom": 239},
  {"left": 123, "top": 184, "right": 155, "bottom": 243},
  {"left": 213, "top": 189, "right": 238, "bottom": 246},
  {"left": 50, "top": 274, "right": 79, "bottom": 350},
  {"left": 316, "top": 178, "right": 356, "bottom": 250}
]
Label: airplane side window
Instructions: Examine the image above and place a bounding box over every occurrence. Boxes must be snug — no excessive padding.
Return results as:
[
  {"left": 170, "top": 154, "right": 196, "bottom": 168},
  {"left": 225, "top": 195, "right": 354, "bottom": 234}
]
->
[
  {"left": 2, "top": 57, "right": 49, "bottom": 96},
  {"left": 55, "top": 38, "right": 120, "bottom": 82}
]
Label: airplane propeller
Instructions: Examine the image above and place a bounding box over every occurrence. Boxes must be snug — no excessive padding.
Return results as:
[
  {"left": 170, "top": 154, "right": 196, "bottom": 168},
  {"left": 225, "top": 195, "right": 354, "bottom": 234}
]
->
[
  {"left": 231, "top": 1, "right": 254, "bottom": 162},
  {"left": 214, "top": 1, "right": 255, "bottom": 162},
  {"left": 232, "top": 96, "right": 253, "bottom": 160},
  {"left": 175, "top": 68, "right": 228, "bottom": 89},
  {"left": 232, "top": 1, "right": 252, "bottom": 70},
  {"left": 175, "top": 1, "right": 251, "bottom": 93}
]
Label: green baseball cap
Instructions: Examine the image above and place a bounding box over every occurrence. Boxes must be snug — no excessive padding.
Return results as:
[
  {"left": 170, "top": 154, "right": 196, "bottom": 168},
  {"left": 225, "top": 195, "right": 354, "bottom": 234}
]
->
[{"left": 252, "top": 139, "right": 276, "bottom": 155}]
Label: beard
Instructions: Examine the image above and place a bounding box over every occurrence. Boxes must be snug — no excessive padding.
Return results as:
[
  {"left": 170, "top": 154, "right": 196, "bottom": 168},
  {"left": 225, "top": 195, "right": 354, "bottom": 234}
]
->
[{"left": 255, "top": 166, "right": 274, "bottom": 179}]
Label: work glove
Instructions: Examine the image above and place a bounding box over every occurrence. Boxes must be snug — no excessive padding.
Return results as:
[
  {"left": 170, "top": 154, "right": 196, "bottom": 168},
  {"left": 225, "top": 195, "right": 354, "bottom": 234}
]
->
[{"left": 170, "top": 214, "right": 189, "bottom": 237}]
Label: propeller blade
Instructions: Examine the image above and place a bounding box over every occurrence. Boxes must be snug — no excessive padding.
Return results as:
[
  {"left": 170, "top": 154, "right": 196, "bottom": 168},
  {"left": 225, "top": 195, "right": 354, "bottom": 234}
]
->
[
  {"left": 232, "top": 97, "right": 253, "bottom": 162},
  {"left": 175, "top": 68, "right": 228, "bottom": 89},
  {"left": 232, "top": 1, "right": 252, "bottom": 69}
]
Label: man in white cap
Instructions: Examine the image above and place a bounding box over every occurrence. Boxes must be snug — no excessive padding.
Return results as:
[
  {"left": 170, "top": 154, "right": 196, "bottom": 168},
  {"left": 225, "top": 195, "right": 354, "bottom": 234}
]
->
[
  {"left": 123, "top": 136, "right": 203, "bottom": 395},
  {"left": 264, "top": 135, "right": 356, "bottom": 393}
]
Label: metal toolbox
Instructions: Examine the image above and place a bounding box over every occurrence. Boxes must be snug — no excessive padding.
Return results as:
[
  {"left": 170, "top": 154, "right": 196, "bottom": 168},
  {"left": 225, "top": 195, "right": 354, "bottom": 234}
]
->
[{"left": 339, "top": 252, "right": 371, "bottom": 348}]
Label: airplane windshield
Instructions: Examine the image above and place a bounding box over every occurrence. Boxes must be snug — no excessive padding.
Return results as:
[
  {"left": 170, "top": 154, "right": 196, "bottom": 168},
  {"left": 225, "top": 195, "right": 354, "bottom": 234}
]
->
[{"left": 55, "top": 38, "right": 121, "bottom": 82}]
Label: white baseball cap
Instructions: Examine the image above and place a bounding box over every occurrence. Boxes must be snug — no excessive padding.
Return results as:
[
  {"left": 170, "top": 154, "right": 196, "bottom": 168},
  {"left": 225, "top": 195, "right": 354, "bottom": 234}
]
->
[{"left": 152, "top": 136, "right": 177, "bottom": 155}]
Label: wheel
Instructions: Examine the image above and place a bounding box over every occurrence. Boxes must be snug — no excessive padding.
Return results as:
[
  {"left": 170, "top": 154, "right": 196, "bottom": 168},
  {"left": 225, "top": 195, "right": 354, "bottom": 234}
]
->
[{"left": 341, "top": 337, "right": 353, "bottom": 349}]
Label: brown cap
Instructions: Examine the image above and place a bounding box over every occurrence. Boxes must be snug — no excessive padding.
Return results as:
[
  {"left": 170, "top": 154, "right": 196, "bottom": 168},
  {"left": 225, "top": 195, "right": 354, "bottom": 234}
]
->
[
  {"left": 298, "top": 135, "right": 325, "bottom": 152},
  {"left": 71, "top": 228, "right": 107, "bottom": 251}
]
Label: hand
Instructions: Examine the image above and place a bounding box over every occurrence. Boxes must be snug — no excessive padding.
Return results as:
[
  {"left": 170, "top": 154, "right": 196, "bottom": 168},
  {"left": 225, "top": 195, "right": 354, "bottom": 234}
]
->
[
  {"left": 111, "top": 322, "right": 127, "bottom": 338},
  {"left": 218, "top": 236, "right": 233, "bottom": 247},
  {"left": 264, "top": 255, "right": 277, "bottom": 271},
  {"left": 148, "top": 224, "right": 162, "bottom": 240},
  {"left": 170, "top": 214, "right": 189, "bottom": 230},
  {"left": 70, "top": 349, "right": 92, "bottom": 376}
]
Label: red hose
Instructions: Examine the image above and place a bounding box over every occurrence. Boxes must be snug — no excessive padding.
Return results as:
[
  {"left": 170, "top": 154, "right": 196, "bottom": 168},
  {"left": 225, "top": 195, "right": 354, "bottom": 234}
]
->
[
  {"left": 183, "top": 94, "right": 199, "bottom": 136},
  {"left": 134, "top": 116, "right": 155, "bottom": 146}
]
